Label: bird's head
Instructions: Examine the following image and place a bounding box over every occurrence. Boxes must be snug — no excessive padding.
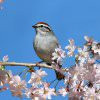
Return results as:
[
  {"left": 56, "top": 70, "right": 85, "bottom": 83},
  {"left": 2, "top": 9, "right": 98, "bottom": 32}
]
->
[{"left": 32, "top": 22, "right": 53, "bottom": 35}]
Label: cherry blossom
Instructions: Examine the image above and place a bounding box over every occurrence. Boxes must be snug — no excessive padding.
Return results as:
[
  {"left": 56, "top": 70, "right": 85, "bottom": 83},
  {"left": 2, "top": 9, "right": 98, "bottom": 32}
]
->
[
  {"left": 25, "top": 87, "right": 43, "bottom": 100},
  {"left": 65, "top": 39, "right": 76, "bottom": 57},
  {"left": 28, "top": 69, "right": 47, "bottom": 86},
  {"left": 3, "top": 55, "right": 9, "bottom": 62},
  {"left": 25, "top": 82, "right": 56, "bottom": 100},
  {"left": 0, "top": 70, "right": 10, "bottom": 86},
  {"left": 83, "top": 86, "right": 100, "bottom": 100},
  {"left": 76, "top": 47, "right": 90, "bottom": 65},
  {"left": 0, "top": 0, "right": 4, "bottom": 3},
  {"left": 52, "top": 46, "right": 66, "bottom": 65},
  {"left": 41, "top": 88, "right": 56, "bottom": 99},
  {"left": 9, "top": 75, "right": 26, "bottom": 97},
  {"left": 0, "top": 36, "right": 99, "bottom": 100},
  {"left": 84, "top": 36, "right": 93, "bottom": 45},
  {"left": 40, "top": 83, "right": 56, "bottom": 99},
  {"left": 92, "top": 42, "right": 100, "bottom": 55},
  {"left": 58, "top": 87, "right": 68, "bottom": 96}
]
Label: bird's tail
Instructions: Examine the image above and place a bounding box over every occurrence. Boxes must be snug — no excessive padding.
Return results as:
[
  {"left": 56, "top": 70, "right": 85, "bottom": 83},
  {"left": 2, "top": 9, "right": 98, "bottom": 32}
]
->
[
  {"left": 55, "top": 65, "right": 65, "bottom": 80},
  {"left": 55, "top": 71, "right": 65, "bottom": 80}
]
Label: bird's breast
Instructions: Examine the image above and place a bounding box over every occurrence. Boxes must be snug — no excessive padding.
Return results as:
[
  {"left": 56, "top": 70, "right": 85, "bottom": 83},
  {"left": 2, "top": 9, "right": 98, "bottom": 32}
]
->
[{"left": 34, "top": 34, "right": 58, "bottom": 63}]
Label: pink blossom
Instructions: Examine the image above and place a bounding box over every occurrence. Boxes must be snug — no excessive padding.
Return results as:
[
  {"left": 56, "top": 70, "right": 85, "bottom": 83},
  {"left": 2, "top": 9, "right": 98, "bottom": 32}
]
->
[
  {"left": 3, "top": 55, "right": 9, "bottom": 62},
  {"left": 28, "top": 69, "right": 47, "bottom": 86},
  {"left": 0, "top": 36, "right": 99, "bottom": 100},
  {"left": 83, "top": 87, "right": 100, "bottom": 100},
  {"left": 75, "top": 47, "right": 90, "bottom": 65},
  {"left": 92, "top": 42, "right": 100, "bottom": 55},
  {"left": 58, "top": 88, "right": 68, "bottom": 96},
  {"left": 52, "top": 46, "right": 66, "bottom": 65},
  {"left": 65, "top": 39, "right": 76, "bottom": 57},
  {"left": 40, "top": 85, "right": 56, "bottom": 99},
  {"left": 25, "top": 83, "right": 56, "bottom": 100},
  {"left": 9, "top": 75, "right": 26, "bottom": 97},
  {"left": 87, "top": 58, "right": 95, "bottom": 64},
  {"left": 36, "top": 69, "right": 47, "bottom": 77},
  {"left": 25, "top": 87, "right": 42, "bottom": 99},
  {"left": 0, "top": 0, "right": 4, "bottom": 3},
  {"left": 0, "top": 70, "right": 9, "bottom": 86},
  {"left": 84, "top": 36, "right": 93, "bottom": 44}
]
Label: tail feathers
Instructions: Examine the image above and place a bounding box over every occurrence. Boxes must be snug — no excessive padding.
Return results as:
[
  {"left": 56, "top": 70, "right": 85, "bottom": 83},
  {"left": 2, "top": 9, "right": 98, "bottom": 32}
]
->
[
  {"left": 55, "top": 70, "right": 65, "bottom": 80},
  {"left": 55, "top": 65, "right": 65, "bottom": 80},
  {"left": 46, "top": 63, "right": 65, "bottom": 80}
]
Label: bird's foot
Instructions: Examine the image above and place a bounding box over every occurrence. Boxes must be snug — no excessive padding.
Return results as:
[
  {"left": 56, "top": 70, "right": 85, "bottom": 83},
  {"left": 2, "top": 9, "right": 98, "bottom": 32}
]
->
[{"left": 36, "top": 61, "right": 44, "bottom": 69}]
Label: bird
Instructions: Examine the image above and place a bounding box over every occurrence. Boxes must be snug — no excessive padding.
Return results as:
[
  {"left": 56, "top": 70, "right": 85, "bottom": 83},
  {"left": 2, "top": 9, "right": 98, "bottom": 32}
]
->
[{"left": 32, "top": 22, "right": 65, "bottom": 80}]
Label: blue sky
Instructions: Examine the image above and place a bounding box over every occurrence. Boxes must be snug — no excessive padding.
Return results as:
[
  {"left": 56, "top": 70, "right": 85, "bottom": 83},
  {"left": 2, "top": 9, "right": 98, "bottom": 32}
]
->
[{"left": 0, "top": 0, "right": 100, "bottom": 99}]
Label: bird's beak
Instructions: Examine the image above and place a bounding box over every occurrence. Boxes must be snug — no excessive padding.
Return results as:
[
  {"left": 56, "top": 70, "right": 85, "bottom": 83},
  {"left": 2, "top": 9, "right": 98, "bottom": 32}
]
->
[{"left": 32, "top": 25, "right": 37, "bottom": 28}]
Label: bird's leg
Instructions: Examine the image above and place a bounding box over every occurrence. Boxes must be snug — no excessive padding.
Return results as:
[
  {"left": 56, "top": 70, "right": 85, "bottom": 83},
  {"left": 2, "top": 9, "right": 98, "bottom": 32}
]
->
[{"left": 36, "top": 61, "right": 44, "bottom": 69}]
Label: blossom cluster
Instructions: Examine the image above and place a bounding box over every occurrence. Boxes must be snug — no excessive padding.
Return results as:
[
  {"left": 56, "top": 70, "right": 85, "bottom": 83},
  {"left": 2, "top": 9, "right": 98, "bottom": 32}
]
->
[
  {"left": 58, "top": 36, "right": 100, "bottom": 99},
  {"left": 0, "top": 68, "right": 56, "bottom": 99},
  {"left": 0, "top": 36, "right": 99, "bottom": 100}
]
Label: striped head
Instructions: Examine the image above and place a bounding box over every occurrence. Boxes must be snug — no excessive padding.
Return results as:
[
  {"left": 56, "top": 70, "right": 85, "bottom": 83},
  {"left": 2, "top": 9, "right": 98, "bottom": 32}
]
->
[{"left": 32, "top": 22, "right": 53, "bottom": 35}]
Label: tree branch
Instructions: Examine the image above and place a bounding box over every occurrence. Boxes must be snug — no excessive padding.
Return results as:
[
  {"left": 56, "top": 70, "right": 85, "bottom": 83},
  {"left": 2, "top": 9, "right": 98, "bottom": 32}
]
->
[{"left": 0, "top": 61, "right": 68, "bottom": 72}]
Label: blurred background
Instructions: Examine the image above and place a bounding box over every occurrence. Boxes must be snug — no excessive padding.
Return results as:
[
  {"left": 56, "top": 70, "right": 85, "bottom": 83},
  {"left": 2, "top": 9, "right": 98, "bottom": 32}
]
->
[{"left": 0, "top": 0, "right": 100, "bottom": 99}]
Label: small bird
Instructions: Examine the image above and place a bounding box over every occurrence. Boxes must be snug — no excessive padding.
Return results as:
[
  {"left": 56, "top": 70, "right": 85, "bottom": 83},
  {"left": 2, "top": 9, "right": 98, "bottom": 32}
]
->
[{"left": 32, "top": 22, "right": 64, "bottom": 80}]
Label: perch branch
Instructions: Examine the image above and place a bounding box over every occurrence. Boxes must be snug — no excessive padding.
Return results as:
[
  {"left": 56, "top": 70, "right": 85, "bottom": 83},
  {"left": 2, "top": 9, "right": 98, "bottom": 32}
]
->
[{"left": 0, "top": 61, "right": 68, "bottom": 72}]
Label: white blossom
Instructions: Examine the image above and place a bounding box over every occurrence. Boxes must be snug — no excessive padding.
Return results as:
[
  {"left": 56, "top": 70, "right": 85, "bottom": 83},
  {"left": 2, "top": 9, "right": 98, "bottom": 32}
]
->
[
  {"left": 28, "top": 69, "right": 47, "bottom": 86},
  {"left": 52, "top": 46, "right": 66, "bottom": 65},
  {"left": 9, "top": 75, "right": 26, "bottom": 97},
  {"left": 3, "top": 55, "right": 9, "bottom": 62},
  {"left": 65, "top": 39, "right": 76, "bottom": 57},
  {"left": 58, "top": 88, "right": 68, "bottom": 96}
]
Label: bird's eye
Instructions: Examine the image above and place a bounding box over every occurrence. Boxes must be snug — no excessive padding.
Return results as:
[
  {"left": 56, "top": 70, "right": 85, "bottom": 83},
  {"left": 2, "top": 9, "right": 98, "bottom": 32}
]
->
[{"left": 40, "top": 25, "right": 43, "bottom": 27}]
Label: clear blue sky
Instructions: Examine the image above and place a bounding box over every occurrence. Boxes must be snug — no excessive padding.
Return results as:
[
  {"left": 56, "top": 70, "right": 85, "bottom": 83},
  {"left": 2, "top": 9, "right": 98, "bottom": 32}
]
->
[{"left": 0, "top": 0, "right": 100, "bottom": 100}]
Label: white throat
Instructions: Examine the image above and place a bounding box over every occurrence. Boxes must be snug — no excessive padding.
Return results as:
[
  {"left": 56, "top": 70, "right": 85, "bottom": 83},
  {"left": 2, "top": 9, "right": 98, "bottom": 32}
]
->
[{"left": 37, "top": 28, "right": 47, "bottom": 35}]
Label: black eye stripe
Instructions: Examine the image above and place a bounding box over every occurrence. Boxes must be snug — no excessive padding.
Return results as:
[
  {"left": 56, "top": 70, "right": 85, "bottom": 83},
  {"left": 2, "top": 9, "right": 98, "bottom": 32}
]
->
[
  {"left": 44, "top": 26, "right": 51, "bottom": 31},
  {"left": 39, "top": 25, "right": 51, "bottom": 31}
]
